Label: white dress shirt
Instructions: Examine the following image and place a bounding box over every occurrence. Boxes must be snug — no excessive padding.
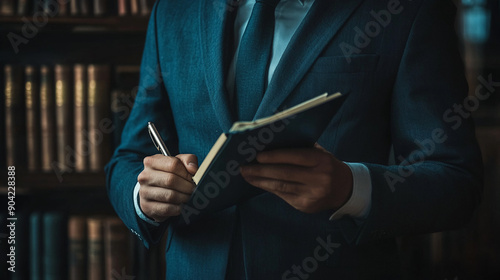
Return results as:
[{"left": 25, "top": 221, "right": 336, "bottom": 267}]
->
[{"left": 134, "top": 0, "right": 372, "bottom": 226}]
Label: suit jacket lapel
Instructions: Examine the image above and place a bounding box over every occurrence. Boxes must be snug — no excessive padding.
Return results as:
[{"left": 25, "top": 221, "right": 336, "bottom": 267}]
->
[
  {"left": 254, "top": 0, "right": 365, "bottom": 119},
  {"left": 199, "top": 0, "right": 237, "bottom": 131}
]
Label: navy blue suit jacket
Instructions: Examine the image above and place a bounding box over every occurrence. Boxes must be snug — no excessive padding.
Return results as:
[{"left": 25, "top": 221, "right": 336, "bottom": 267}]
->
[{"left": 105, "top": 0, "right": 483, "bottom": 279}]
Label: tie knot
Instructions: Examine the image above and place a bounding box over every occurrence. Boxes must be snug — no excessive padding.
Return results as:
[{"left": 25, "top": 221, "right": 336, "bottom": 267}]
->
[{"left": 256, "top": 0, "right": 281, "bottom": 9}]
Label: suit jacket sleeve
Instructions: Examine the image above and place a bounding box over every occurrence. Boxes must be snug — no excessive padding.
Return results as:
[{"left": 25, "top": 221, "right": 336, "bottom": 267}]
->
[
  {"left": 349, "top": 0, "right": 483, "bottom": 244},
  {"left": 105, "top": 1, "right": 177, "bottom": 248}
]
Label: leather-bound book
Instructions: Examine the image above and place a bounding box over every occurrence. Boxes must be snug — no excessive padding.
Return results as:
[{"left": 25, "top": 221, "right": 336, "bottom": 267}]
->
[
  {"left": 87, "top": 64, "right": 110, "bottom": 172},
  {"left": 54, "top": 64, "right": 73, "bottom": 173},
  {"left": 40, "top": 65, "right": 57, "bottom": 172},
  {"left": 25, "top": 65, "right": 40, "bottom": 172},
  {"left": 104, "top": 217, "right": 132, "bottom": 280},
  {"left": 68, "top": 216, "right": 87, "bottom": 280},
  {"left": 4, "top": 65, "right": 25, "bottom": 168},
  {"left": 87, "top": 217, "right": 105, "bottom": 280},
  {"left": 74, "top": 64, "right": 87, "bottom": 172}
]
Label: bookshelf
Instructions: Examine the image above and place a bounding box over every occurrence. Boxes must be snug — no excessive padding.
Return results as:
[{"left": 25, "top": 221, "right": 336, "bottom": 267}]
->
[{"left": 0, "top": 1, "right": 165, "bottom": 280}]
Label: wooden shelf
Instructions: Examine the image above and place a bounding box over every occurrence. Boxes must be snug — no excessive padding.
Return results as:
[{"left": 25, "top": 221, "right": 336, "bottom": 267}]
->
[
  {"left": 0, "top": 172, "right": 107, "bottom": 194},
  {"left": 0, "top": 16, "right": 149, "bottom": 32}
]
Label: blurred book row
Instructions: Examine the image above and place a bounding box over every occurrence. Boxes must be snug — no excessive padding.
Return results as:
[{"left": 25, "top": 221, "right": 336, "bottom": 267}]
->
[
  {"left": 0, "top": 0, "right": 155, "bottom": 17},
  {"left": 0, "top": 212, "right": 164, "bottom": 280},
  {"left": 2, "top": 64, "right": 139, "bottom": 174}
]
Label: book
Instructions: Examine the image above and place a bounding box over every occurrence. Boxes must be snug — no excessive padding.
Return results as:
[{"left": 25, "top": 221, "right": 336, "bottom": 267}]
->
[
  {"left": 68, "top": 216, "right": 87, "bottom": 280},
  {"left": 43, "top": 212, "right": 68, "bottom": 280},
  {"left": 74, "top": 64, "right": 87, "bottom": 172},
  {"left": 130, "top": 0, "right": 139, "bottom": 15},
  {"left": 111, "top": 65, "right": 139, "bottom": 148},
  {"left": 104, "top": 217, "right": 131, "bottom": 280},
  {"left": 87, "top": 217, "right": 105, "bottom": 280},
  {"left": 25, "top": 65, "right": 41, "bottom": 172},
  {"left": 117, "top": 0, "right": 127, "bottom": 16},
  {"left": 0, "top": 0, "right": 15, "bottom": 15},
  {"left": 80, "top": 0, "right": 90, "bottom": 16},
  {"left": 87, "top": 64, "right": 111, "bottom": 172},
  {"left": 139, "top": 0, "right": 151, "bottom": 16},
  {"left": 17, "top": 0, "right": 28, "bottom": 15},
  {"left": 55, "top": 64, "right": 74, "bottom": 173},
  {"left": 70, "top": 0, "right": 79, "bottom": 15},
  {"left": 40, "top": 65, "right": 57, "bottom": 172},
  {"left": 12, "top": 211, "right": 29, "bottom": 280},
  {"left": 4, "top": 65, "right": 25, "bottom": 168},
  {"left": 93, "top": 0, "right": 107, "bottom": 16},
  {"left": 178, "top": 92, "right": 345, "bottom": 225},
  {"left": 30, "top": 212, "right": 43, "bottom": 280},
  {"left": 58, "top": 0, "right": 68, "bottom": 16}
]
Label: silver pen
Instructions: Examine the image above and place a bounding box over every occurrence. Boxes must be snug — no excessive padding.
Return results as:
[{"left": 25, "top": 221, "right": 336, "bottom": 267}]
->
[{"left": 148, "top": 122, "right": 171, "bottom": 156}]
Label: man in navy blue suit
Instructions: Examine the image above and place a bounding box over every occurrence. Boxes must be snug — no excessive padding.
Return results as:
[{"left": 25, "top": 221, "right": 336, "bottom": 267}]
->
[{"left": 105, "top": 0, "right": 483, "bottom": 279}]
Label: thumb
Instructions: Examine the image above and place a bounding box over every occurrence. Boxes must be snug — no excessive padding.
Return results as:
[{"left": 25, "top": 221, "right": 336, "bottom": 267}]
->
[{"left": 176, "top": 154, "right": 198, "bottom": 176}]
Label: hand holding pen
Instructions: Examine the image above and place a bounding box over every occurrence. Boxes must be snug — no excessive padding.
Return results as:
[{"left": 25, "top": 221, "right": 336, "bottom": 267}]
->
[{"left": 136, "top": 122, "right": 198, "bottom": 222}]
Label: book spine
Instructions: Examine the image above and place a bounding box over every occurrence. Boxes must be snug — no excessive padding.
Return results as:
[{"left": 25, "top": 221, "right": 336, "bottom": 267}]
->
[
  {"left": 93, "top": 0, "right": 107, "bottom": 16},
  {"left": 87, "top": 217, "right": 104, "bottom": 280},
  {"left": 87, "top": 64, "right": 110, "bottom": 172},
  {"left": 55, "top": 64, "right": 73, "bottom": 172},
  {"left": 70, "top": 0, "right": 79, "bottom": 15},
  {"left": 130, "top": 0, "right": 139, "bottom": 15},
  {"left": 117, "top": 0, "right": 127, "bottom": 16},
  {"left": 43, "top": 212, "right": 68, "bottom": 280},
  {"left": 17, "top": 0, "right": 28, "bottom": 15},
  {"left": 74, "top": 64, "right": 87, "bottom": 172},
  {"left": 25, "top": 65, "right": 40, "bottom": 172},
  {"left": 4, "top": 65, "right": 25, "bottom": 168},
  {"left": 59, "top": 0, "right": 68, "bottom": 16},
  {"left": 30, "top": 212, "right": 43, "bottom": 280},
  {"left": 40, "top": 65, "right": 57, "bottom": 172},
  {"left": 11, "top": 212, "right": 30, "bottom": 280},
  {"left": 80, "top": 0, "right": 90, "bottom": 16},
  {"left": 68, "top": 216, "right": 87, "bottom": 280},
  {"left": 0, "top": 0, "right": 15, "bottom": 15},
  {"left": 139, "top": 0, "right": 150, "bottom": 16},
  {"left": 104, "top": 217, "right": 131, "bottom": 279}
]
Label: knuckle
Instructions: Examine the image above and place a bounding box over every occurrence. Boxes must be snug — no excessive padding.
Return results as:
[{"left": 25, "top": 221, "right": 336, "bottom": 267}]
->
[
  {"left": 137, "top": 171, "right": 148, "bottom": 185},
  {"left": 163, "top": 190, "right": 174, "bottom": 202},
  {"left": 162, "top": 174, "right": 175, "bottom": 188},
  {"left": 143, "top": 156, "right": 153, "bottom": 167},
  {"left": 165, "top": 156, "right": 181, "bottom": 171}
]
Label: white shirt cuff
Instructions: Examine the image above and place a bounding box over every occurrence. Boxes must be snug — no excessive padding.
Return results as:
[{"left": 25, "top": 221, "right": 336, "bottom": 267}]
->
[
  {"left": 329, "top": 162, "right": 372, "bottom": 220},
  {"left": 133, "top": 182, "right": 160, "bottom": 226}
]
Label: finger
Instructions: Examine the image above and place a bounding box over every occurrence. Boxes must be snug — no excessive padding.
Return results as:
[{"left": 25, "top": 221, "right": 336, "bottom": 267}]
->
[
  {"left": 314, "top": 142, "right": 329, "bottom": 152},
  {"left": 256, "top": 148, "right": 322, "bottom": 166},
  {"left": 176, "top": 154, "right": 198, "bottom": 175},
  {"left": 240, "top": 164, "right": 310, "bottom": 184},
  {"left": 241, "top": 175, "right": 301, "bottom": 195},
  {"left": 140, "top": 200, "right": 182, "bottom": 221},
  {"left": 144, "top": 154, "right": 192, "bottom": 181},
  {"left": 138, "top": 169, "right": 195, "bottom": 195},
  {"left": 139, "top": 186, "right": 192, "bottom": 204}
]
